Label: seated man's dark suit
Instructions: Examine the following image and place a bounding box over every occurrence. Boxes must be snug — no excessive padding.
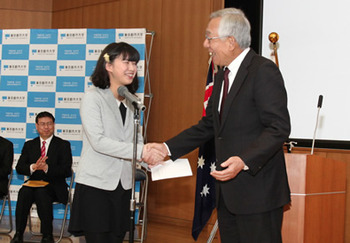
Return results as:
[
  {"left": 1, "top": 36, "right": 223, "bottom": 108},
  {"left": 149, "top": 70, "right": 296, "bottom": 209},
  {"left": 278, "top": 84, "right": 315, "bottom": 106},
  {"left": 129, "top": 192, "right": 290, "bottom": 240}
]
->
[
  {"left": 0, "top": 136, "right": 13, "bottom": 198},
  {"left": 15, "top": 135, "right": 72, "bottom": 236}
]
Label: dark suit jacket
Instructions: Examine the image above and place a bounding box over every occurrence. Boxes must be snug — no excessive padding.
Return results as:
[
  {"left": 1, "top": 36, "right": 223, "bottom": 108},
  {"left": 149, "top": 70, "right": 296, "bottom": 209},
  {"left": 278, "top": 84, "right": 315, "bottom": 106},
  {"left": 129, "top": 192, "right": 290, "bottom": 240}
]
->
[
  {"left": 16, "top": 136, "right": 72, "bottom": 203},
  {"left": 166, "top": 49, "right": 291, "bottom": 214},
  {"left": 0, "top": 137, "right": 13, "bottom": 197}
]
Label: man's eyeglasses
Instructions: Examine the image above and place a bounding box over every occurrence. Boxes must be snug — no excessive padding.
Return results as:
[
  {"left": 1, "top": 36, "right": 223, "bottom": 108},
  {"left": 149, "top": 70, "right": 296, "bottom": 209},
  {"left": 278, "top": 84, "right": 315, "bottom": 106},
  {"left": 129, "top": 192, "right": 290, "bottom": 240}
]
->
[
  {"left": 205, "top": 35, "right": 231, "bottom": 42},
  {"left": 37, "top": 122, "right": 54, "bottom": 127}
]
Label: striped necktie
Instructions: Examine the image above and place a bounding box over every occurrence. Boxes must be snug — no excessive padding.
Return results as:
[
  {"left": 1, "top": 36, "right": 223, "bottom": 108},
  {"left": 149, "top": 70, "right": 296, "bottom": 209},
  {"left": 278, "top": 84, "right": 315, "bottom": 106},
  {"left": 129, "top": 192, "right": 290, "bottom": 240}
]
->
[{"left": 41, "top": 141, "right": 46, "bottom": 157}]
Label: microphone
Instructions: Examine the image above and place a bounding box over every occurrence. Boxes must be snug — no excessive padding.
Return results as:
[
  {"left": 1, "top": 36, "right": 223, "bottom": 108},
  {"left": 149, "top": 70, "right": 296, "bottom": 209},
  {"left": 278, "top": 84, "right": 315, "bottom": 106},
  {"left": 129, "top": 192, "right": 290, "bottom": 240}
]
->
[
  {"left": 117, "top": 86, "right": 146, "bottom": 111},
  {"left": 311, "top": 95, "right": 323, "bottom": 154},
  {"left": 317, "top": 95, "right": 323, "bottom": 108}
]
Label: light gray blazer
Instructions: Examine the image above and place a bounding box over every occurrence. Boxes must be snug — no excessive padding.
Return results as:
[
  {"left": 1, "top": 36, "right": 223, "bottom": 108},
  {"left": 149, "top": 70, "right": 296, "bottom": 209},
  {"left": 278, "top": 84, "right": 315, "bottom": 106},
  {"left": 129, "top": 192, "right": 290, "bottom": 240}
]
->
[{"left": 75, "top": 86, "right": 144, "bottom": 191}]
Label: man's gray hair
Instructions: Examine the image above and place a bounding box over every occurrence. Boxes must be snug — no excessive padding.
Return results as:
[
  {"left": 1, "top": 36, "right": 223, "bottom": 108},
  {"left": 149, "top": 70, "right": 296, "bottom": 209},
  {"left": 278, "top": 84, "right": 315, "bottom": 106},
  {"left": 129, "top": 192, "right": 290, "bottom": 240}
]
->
[{"left": 210, "top": 8, "right": 251, "bottom": 49}]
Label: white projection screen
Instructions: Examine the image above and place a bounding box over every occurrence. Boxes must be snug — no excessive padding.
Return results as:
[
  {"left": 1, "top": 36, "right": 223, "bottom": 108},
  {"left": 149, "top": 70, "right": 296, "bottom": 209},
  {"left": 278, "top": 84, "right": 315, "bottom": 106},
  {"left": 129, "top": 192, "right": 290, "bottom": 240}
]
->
[{"left": 262, "top": 0, "right": 350, "bottom": 148}]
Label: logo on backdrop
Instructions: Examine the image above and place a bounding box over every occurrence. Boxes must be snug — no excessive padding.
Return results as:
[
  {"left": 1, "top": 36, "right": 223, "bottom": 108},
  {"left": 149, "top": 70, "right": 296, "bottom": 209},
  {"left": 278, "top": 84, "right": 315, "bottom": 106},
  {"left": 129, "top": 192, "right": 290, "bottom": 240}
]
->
[
  {"left": 56, "top": 93, "right": 83, "bottom": 108},
  {"left": 58, "top": 29, "right": 86, "bottom": 44},
  {"left": 1, "top": 60, "right": 28, "bottom": 75},
  {"left": 2, "top": 45, "right": 29, "bottom": 60},
  {"left": 0, "top": 76, "right": 28, "bottom": 91},
  {"left": 58, "top": 44, "right": 86, "bottom": 60},
  {"left": 28, "top": 76, "right": 56, "bottom": 91},
  {"left": 56, "top": 124, "right": 82, "bottom": 140},
  {"left": 55, "top": 108, "right": 81, "bottom": 124},
  {"left": 30, "top": 45, "right": 57, "bottom": 60},
  {"left": 0, "top": 122, "right": 25, "bottom": 138},
  {"left": 28, "top": 60, "right": 57, "bottom": 76},
  {"left": 116, "top": 29, "right": 145, "bottom": 44},
  {"left": 3, "top": 29, "right": 30, "bottom": 44},
  {"left": 0, "top": 92, "right": 27, "bottom": 107},
  {"left": 0, "top": 107, "right": 26, "bottom": 123},
  {"left": 30, "top": 29, "right": 58, "bottom": 44},
  {"left": 87, "top": 29, "right": 115, "bottom": 44},
  {"left": 56, "top": 76, "right": 84, "bottom": 93},
  {"left": 86, "top": 44, "right": 105, "bottom": 60},
  {"left": 27, "top": 92, "right": 55, "bottom": 108},
  {"left": 57, "top": 61, "right": 85, "bottom": 76}
]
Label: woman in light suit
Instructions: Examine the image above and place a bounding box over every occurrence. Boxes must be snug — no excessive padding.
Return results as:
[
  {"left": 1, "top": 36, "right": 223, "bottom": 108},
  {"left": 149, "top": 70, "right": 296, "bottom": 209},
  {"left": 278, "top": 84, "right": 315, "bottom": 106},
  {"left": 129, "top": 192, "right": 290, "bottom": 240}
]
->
[{"left": 68, "top": 42, "right": 144, "bottom": 243}]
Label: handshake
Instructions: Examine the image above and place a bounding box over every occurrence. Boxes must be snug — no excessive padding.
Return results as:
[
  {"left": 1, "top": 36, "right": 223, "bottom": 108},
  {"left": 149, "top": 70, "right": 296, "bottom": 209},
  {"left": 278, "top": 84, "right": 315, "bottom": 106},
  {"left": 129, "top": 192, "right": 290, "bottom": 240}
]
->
[{"left": 141, "top": 143, "right": 168, "bottom": 167}]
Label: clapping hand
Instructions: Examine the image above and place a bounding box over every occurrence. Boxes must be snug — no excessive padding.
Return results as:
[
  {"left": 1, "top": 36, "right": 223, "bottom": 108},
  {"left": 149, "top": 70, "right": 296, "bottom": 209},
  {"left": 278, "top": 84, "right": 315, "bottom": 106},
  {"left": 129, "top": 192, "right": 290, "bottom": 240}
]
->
[{"left": 33, "top": 156, "right": 48, "bottom": 171}]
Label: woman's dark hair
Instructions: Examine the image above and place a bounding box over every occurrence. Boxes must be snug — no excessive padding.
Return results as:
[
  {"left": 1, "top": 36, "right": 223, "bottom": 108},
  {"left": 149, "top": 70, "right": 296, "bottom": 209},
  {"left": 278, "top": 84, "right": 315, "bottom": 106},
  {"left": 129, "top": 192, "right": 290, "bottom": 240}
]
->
[{"left": 90, "top": 42, "right": 140, "bottom": 94}]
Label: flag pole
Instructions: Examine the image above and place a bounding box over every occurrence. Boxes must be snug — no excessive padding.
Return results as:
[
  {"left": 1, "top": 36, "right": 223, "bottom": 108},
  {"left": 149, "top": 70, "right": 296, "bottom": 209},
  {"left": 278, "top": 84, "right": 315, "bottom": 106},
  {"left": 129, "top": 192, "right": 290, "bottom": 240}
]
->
[
  {"left": 205, "top": 56, "right": 218, "bottom": 243},
  {"left": 268, "top": 32, "right": 279, "bottom": 68},
  {"left": 207, "top": 220, "right": 218, "bottom": 243}
]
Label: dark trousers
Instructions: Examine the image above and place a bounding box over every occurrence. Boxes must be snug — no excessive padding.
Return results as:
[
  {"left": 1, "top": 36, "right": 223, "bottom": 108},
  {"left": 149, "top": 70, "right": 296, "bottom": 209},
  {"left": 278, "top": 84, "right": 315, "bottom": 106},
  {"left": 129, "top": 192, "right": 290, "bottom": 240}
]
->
[
  {"left": 15, "top": 185, "right": 54, "bottom": 235},
  {"left": 217, "top": 193, "right": 284, "bottom": 243}
]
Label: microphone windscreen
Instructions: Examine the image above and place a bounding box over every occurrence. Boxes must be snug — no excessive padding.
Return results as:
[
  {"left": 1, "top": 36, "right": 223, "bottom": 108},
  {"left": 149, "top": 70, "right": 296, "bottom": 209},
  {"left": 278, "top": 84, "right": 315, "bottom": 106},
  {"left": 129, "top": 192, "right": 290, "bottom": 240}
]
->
[
  {"left": 317, "top": 95, "right": 323, "bottom": 108},
  {"left": 118, "top": 86, "right": 128, "bottom": 97}
]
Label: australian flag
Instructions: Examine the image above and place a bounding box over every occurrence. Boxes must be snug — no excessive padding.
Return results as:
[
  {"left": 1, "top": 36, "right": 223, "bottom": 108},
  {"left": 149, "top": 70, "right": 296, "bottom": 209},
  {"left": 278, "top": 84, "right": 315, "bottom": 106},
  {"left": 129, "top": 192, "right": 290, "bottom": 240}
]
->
[{"left": 192, "top": 59, "right": 217, "bottom": 240}]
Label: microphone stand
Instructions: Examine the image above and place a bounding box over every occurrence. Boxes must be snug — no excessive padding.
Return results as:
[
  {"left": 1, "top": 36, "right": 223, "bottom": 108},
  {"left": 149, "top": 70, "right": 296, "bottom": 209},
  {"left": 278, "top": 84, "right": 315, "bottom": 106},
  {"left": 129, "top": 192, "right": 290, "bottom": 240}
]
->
[
  {"left": 129, "top": 105, "right": 141, "bottom": 243},
  {"left": 311, "top": 95, "right": 323, "bottom": 155},
  {"left": 311, "top": 105, "right": 321, "bottom": 155}
]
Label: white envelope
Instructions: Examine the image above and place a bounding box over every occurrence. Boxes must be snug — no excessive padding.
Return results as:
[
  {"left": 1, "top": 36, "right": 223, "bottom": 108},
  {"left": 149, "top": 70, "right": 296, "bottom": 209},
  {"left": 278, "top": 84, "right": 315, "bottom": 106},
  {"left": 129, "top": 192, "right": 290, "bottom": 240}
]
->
[{"left": 150, "top": 159, "right": 193, "bottom": 181}]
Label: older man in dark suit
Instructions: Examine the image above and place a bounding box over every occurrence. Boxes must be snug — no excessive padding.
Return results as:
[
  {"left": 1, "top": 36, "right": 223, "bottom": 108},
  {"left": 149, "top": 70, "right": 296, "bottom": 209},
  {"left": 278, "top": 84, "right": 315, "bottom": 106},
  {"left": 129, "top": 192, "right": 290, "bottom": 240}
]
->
[
  {"left": 0, "top": 136, "right": 13, "bottom": 199},
  {"left": 143, "top": 8, "right": 291, "bottom": 243},
  {"left": 11, "top": 111, "right": 72, "bottom": 243}
]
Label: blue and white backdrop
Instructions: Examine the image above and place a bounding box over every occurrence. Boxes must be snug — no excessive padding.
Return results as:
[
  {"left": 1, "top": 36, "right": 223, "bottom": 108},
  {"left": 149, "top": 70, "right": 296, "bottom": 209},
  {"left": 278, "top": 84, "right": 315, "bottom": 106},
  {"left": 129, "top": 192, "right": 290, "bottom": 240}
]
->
[{"left": 0, "top": 28, "right": 146, "bottom": 219}]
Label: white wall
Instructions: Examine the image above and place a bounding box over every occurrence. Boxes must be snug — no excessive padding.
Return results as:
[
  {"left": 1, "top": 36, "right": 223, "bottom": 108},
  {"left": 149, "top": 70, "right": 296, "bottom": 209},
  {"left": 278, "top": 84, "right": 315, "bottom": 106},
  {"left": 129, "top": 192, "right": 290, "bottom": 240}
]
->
[{"left": 262, "top": 0, "right": 350, "bottom": 142}]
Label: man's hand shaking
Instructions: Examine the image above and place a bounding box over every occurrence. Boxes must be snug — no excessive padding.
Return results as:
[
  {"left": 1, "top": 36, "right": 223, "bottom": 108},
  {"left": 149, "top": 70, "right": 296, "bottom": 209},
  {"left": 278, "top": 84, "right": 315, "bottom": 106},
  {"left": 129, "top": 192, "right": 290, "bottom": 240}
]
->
[{"left": 142, "top": 143, "right": 168, "bottom": 167}]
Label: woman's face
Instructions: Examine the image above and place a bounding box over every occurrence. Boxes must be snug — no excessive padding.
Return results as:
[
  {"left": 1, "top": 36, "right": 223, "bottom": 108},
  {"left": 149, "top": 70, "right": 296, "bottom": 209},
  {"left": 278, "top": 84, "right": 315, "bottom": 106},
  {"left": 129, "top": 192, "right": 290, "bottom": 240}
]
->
[{"left": 106, "top": 54, "right": 137, "bottom": 86}]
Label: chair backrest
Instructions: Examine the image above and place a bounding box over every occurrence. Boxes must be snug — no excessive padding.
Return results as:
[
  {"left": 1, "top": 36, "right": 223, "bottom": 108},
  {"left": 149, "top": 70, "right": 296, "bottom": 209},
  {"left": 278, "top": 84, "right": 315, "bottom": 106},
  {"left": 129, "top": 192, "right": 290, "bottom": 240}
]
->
[
  {"left": 135, "top": 168, "right": 147, "bottom": 181},
  {"left": 66, "top": 169, "right": 74, "bottom": 203},
  {"left": 67, "top": 169, "right": 74, "bottom": 190},
  {"left": 8, "top": 170, "right": 13, "bottom": 189},
  {"left": 0, "top": 170, "right": 13, "bottom": 234}
]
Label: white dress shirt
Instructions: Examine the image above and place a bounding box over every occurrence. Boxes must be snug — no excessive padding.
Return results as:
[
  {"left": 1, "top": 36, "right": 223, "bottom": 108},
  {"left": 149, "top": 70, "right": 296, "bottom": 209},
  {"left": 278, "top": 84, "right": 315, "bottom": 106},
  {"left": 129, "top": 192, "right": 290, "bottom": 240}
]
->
[{"left": 218, "top": 48, "right": 250, "bottom": 111}]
